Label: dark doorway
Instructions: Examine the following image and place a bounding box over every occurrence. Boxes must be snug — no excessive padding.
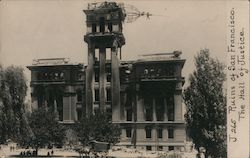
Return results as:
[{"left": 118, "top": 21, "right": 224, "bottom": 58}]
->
[{"left": 47, "top": 86, "right": 64, "bottom": 121}]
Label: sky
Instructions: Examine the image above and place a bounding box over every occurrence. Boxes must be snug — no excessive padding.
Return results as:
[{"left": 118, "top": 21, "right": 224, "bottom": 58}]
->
[{"left": 0, "top": 0, "right": 227, "bottom": 89}]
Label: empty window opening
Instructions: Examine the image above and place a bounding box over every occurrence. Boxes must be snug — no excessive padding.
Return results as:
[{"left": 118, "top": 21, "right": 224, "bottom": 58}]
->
[
  {"left": 168, "top": 127, "right": 174, "bottom": 139},
  {"left": 107, "top": 73, "right": 111, "bottom": 82},
  {"left": 107, "top": 89, "right": 111, "bottom": 102},
  {"left": 145, "top": 127, "right": 152, "bottom": 138},
  {"left": 167, "top": 96, "right": 175, "bottom": 121},
  {"left": 92, "top": 23, "right": 96, "bottom": 33},
  {"left": 77, "top": 90, "right": 82, "bottom": 102},
  {"left": 126, "top": 128, "right": 132, "bottom": 138},
  {"left": 158, "top": 127, "right": 163, "bottom": 139},
  {"left": 99, "top": 17, "right": 105, "bottom": 33},
  {"left": 95, "top": 89, "right": 99, "bottom": 102},
  {"left": 108, "top": 22, "right": 113, "bottom": 32},
  {"left": 126, "top": 109, "right": 133, "bottom": 121},
  {"left": 146, "top": 146, "right": 152, "bottom": 151},
  {"left": 169, "top": 146, "right": 174, "bottom": 151},
  {"left": 95, "top": 69, "right": 99, "bottom": 82}
]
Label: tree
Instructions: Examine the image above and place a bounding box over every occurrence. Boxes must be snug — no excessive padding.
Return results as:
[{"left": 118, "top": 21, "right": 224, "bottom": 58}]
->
[
  {"left": 75, "top": 112, "right": 121, "bottom": 146},
  {"left": 0, "top": 65, "right": 29, "bottom": 144},
  {"left": 183, "top": 49, "right": 226, "bottom": 158},
  {"left": 25, "top": 107, "right": 66, "bottom": 154}
]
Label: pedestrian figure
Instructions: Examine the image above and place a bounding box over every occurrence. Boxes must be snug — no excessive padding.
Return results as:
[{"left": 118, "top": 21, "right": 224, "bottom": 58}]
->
[
  {"left": 47, "top": 151, "right": 50, "bottom": 156},
  {"left": 51, "top": 150, "right": 54, "bottom": 156}
]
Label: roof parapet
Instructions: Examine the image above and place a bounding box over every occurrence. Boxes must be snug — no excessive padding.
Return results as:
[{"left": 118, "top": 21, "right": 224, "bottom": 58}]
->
[
  {"left": 137, "top": 51, "right": 182, "bottom": 62},
  {"left": 31, "top": 58, "right": 81, "bottom": 66},
  {"left": 87, "top": 1, "right": 120, "bottom": 10}
]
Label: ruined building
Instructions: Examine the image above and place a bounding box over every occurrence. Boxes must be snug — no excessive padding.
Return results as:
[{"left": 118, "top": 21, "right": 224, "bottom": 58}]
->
[{"left": 27, "top": 2, "right": 186, "bottom": 151}]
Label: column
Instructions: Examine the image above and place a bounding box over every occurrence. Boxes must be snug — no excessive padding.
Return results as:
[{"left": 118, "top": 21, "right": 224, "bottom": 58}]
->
[
  {"left": 86, "top": 43, "right": 95, "bottom": 116},
  {"left": 99, "top": 47, "right": 106, "bottom": 112},
  {"left": 174, "top": 81, "right": 183, "bottom": 121},
  {"left": 111, "top": 44, "right": 121, "bottom": 122},
  {"left": 136, "top": 94, "right": 144, "bottom": 122},
  {"left": 153, "top": 97, "right": 156, "bottom": 121},
  {"left": 54, "top": 99, "right": 59, "bottom": 121},
  {"left": 44, "top": 86, "right": 49, "bottom": 110},
  {"left": 31, "top": 87, "right": 38, "bottom": 110},
  {"left": 164, "top": 97, "right": 168, "bottom": 121},
  {"left": 71, "top": 94, "right": 77, "bottom": 121},
  {"left": 63, "top": 88, "right": 77, "bottom": 122},
  {"left": 63, "top": 95, "right": 71, "bottom": 122},
  {"left": 163, "top": 127, "right": 168, "bottom": 141}
]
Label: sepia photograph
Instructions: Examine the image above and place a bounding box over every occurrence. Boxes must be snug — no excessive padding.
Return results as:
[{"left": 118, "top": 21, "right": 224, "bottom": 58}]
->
[{"left": 0, "top": 0, "right": 249, "bottom": 158}]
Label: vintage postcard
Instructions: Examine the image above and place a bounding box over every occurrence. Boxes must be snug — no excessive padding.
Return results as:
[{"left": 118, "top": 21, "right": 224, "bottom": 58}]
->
[{"left": 0, "top": 0, "right": 249, "bottom": 158}]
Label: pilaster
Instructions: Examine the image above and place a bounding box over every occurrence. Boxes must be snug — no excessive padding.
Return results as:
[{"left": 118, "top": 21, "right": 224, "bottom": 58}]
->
[
  {"left": 99, "top": 47, "right": 106, "bottom": 112},
  {"left": 111, "top": 45, "right": 121, "bottom": 122},
  {"left": 86, "top": 43, "right": 95, "bottom": 116}
]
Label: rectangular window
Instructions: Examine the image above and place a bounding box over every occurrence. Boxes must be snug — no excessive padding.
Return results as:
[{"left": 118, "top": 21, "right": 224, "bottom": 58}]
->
[
  {"left": 145, "top": 108, "right": 153, "bottom": 121},
  {"left": 158, "top": 128, "right": 163, "bottom": 139},
  {"left": 168, "top": 128, "right": 174, "bottom": 139},
  {"left": 145, "top": 127, "right": 152, "bottom": 138},
  {"left": 126, "top": 109, "right": 132, "bottom": 121},
  {"left": 169, "top": 146, "right": 174, "bottom": 151},
  {"left": 95, "top": 89, "right": 99, "bottom": 102},
  {"left": 146, "top": 146, "right": 152, "bottom": 151},
  {"left": 167, "top": 95, "right": 175, "bottom": 121},
  {"left": 126, "top": 128, "right": 132, "bottom": 138},
  {"left": 108, "top": 22, "right": 113, "bottom": 32},
  {"left": 77, "top": 90, "right": 82, "bottom": 102},
  {"left": 99, "top": 17, "right": 105, "bottom": 33},
  {"left": 95, "top": 69, "right": 99, "bottom": 82},
  {"left": 107, "top": 73, "right": 111, "bottom": 82},
  {"left": 92, "top": 23, "right": 96, "bottom": 33},
  {"left": 107, "top": 89, "right": 111, "bottom": 102}
]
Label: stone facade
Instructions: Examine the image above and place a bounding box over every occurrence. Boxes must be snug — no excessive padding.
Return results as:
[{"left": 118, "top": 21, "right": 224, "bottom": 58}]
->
[
  {"left": 27, "top": 58, "right": 85, "bottom": 123},
  {"left": 27, "top": 2, "right": 186, "bottom": 151}
]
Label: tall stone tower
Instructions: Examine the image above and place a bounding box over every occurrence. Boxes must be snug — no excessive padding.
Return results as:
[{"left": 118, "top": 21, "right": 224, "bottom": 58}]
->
[{"left": 83, "top": 2, "right": 125, "bottom": 121}]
